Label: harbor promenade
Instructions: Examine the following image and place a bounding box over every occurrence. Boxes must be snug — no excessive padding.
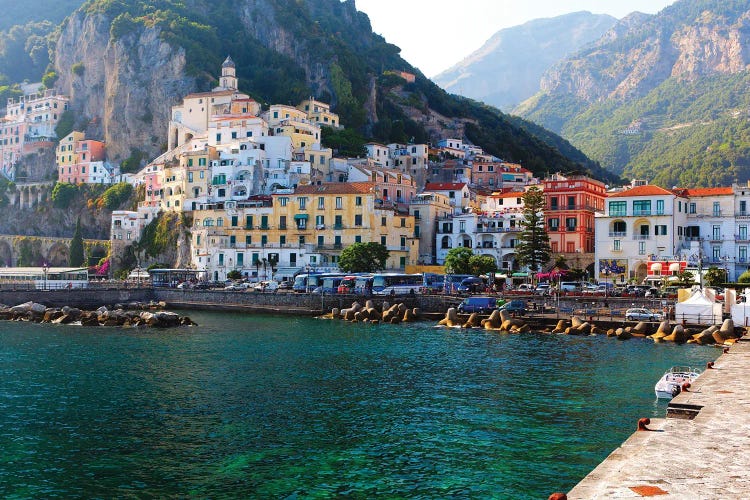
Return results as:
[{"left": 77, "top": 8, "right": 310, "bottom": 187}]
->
[{"left": 567, "top": 335, "right": 750, "bottom": 499}]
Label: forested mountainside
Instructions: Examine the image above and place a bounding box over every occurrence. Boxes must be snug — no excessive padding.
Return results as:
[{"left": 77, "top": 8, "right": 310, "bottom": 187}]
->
[
  {"left": 0, "top": 0, "right": 615, "bottom": 183},
  {"left": 515, "top": 0, "right": 750, "bottom": 187},
  {"left": 434, "top": 11, "right": 615, "bottom": 111}
]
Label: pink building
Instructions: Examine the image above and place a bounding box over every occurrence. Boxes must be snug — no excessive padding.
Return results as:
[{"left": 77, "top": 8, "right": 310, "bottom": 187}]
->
[{"left": 57, "top": 132, "right": 111, "bottom": 184}]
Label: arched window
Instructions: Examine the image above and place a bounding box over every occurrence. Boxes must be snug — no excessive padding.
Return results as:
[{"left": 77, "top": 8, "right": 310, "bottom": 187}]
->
[{"left": 441, "top": 236, "right": 451, "bottom": 249}]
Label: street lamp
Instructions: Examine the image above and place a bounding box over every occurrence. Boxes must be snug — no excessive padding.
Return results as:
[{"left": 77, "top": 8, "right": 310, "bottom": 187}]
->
[{"left": 42, "top": 262, "right": 49, "bottom": 291}]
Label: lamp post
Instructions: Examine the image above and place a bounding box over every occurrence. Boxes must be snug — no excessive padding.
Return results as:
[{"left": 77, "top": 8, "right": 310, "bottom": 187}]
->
[
  {"left": 604, "top": 266, "right": 610, "bottom": 299},
  {"left": 42, "top": 262, "right": 49, "bottom": 291}
]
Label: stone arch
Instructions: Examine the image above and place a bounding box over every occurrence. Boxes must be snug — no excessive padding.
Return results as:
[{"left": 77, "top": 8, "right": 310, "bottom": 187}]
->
[
  {"left": 0, "top": 240, "right": 12, "bottom": 266},
  {"left": 634, "top": 261, "right": 648, "bottom": 283},
  {"left": 46, "top": 241, "right": 69, "bottom": 266}
]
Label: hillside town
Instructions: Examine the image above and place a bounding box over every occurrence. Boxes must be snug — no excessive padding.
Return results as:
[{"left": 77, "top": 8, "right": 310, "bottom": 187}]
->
[{"left": 1, "top": 58, "right": 747, "bottom": 289}]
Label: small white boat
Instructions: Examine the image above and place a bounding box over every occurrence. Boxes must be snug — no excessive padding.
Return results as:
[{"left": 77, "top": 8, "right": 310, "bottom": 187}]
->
[{"left": 654, "top": 366, "right": 701, "bottom": 399}]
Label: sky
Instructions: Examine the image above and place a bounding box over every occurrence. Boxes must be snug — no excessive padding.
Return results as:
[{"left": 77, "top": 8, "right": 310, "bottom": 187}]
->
[{"left": 355, "top": 0, "right": 678, "bottom": 77}]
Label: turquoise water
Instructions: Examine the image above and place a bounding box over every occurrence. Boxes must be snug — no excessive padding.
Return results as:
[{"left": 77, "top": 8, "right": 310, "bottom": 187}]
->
[{"left": 0, "top": 313, "right": 718, "bottom": 498}]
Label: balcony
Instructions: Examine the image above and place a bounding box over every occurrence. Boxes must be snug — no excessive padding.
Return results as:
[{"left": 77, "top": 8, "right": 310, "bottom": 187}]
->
[
  {"left": 632, "top": 234, "right": 650, "bottom": 240},
  {"left": 547, "top": 204, "right": 601, "bottom": 212},
  {"left": 333, "top": 224, "right": 344, "bottom": 230},
  {"left": 632, "top": 210, "right": 652, "bottom": 216},
  {"left": 737, "top": 211, "right": 750, "bottom": 217},
  {"left": 609, "top": 246, "right": 623, "bottom": 252},
  {"left": 736, "top": 234, "right": 749, "bottom": 242},
  {"left": 609, "top": 231, "right": 626, "bottom": 237}
]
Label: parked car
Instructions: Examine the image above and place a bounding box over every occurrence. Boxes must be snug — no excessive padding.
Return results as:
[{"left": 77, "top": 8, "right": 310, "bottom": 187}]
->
[
  {"left": 277, "top": 281, "right": 293, "bottom": 291},
  {"left": 499, "top": 299, "right": 527, "bottom": 316},
  {"left": 625, "top": 308, "right": 663, "bottom": 321},
  {"left": 457, "top": 277, "right": 486, "bottom": 294},
  {"left": 644, "top": 287, "right": 661, "bottom": 298},
  {"left": 253, "top": 281, "right": 279, "bottom": 292},
  {"left": 534, "top": 283, "right": 551, "bottom": 296},
  {"left": 457, "top": 297, "right": 499, "bottom": 314},
  {"left": 517, "top": 283, "right": 534, "bottom": 293},
  {"left": 581, "top": 284, "right": 601, "bottom": 295}
]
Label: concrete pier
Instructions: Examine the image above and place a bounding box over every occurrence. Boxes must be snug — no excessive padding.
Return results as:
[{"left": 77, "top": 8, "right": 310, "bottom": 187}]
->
[{"left": 567, "top": 336, "right": 750, "bottom": 499}]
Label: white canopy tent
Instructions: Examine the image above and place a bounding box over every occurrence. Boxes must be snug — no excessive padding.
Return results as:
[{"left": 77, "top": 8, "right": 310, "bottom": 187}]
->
[{"left": 675, "top": 290, "right": 722, "bottom": 325}]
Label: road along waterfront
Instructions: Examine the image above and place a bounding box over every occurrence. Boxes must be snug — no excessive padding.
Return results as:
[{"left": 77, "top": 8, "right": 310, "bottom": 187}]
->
[{"left": 0, "top": 311, "right": 718, "bottom": 498}]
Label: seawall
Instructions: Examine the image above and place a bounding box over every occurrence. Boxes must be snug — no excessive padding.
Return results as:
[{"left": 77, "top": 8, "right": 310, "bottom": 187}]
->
[{"left": 566, "top": 336, "right": 750, "bottom": 498}]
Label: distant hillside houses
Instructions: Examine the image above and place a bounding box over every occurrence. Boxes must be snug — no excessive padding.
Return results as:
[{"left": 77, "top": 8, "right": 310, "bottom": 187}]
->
[
  {"left": 115, "top": 55, "right": 750, "bottom": 286},
  {"left": 0, "top": 88, "right": 69, "bottom": 181}
]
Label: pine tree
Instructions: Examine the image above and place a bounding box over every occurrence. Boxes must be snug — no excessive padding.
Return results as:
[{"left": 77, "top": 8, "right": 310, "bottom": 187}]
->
[
  {"left": 69, "top": 217, "right": 85, "bottom": 267},
  {"left": 515, "top": 186, "right": 551, "bottom": 273}
]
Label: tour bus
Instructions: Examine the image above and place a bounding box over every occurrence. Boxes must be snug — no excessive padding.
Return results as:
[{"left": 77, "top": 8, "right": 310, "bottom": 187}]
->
[
  {"left": 337, "top": 275, "right": 373, "bottom": 294},
  {"left": 422, "top": 273, "right": 445, "bottom": 294},
  {"left": 318, "top": 275, "right": 347, "bottom": 294},
  {"left": 353, "top": 275, "right": 375, "bottom": 295},
  {"left": 292, "top": 272, "right": 322, "bottom": 292},
  {"left": 371, "top": 273, "right": 425, "bottom": 295}
]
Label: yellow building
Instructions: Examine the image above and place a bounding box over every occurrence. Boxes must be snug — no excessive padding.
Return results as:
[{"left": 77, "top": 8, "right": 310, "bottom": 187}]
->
[
  {"left": 298, "top": 98, "right": 340, "bottom": 128},
  {"left": 57, "top": 131, "right": 85, "bottom": 170},
  {"left": 163, "top": 146, "right": 217, "bottom": 211},
  {"left": 190, "top": 182, "right": 418, "bottom": 280}
]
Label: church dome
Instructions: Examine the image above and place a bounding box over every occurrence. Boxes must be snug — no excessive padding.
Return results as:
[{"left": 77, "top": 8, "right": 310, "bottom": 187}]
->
[{"left": 222, "top": 55, "right": 235, "bottom": 68}]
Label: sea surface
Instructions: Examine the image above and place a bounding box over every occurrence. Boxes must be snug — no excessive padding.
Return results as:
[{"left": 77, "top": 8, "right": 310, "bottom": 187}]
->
[{"left": 0, "top": 312, "right": 718, "bottom": 498}]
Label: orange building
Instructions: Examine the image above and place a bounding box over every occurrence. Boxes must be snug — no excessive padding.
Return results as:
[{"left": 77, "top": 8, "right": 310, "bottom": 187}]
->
[{"left": 543, "top": 173, "right": 606, "bottom": 255}]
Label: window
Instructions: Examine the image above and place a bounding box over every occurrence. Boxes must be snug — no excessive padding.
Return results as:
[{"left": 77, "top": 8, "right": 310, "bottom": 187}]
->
[
  {"left": 335, "top": 197, "right": 343, "bottom": 209},
  {"left": 713, "top": 246, "right": 721, "bottom": 261},
  {"left": 713, "top": 225, "right": 721, "bottom": 240},
  {"left": 279, "top": 197, "right": 288, "bottom": 207},
  {"left": 279, "top": 216, "right": 287, "bottom": 230},
  {"left": 355, "top": 235, "right": 361, "bottom": 243},
  {"left": 318, "top": 235, "right": 324, "bottom": 246},
  {"left": 609, "top": 201, "right": 626, "bottom": 216},
  {"left": 638, "top": 241, "right": 646, "bottom": 255},
  {"left": 400, "top": 218, "right": 406, "bottom": 227},
  {"left": 198, "top": 158, "right": 206, "bottom": 166},
  {"left": 741, "top": 200, "right": 747, "bottom": 215},
  {"left": 355, "top": 196, "right": 362, "bottom": 206},
  {"left": 246, "top": 215, "right": 253, "bottom": 229},
  {"left": 299, "top": 236, "right": 305, "bottom": 245},
  {"left": 612, "top": 221, "right": 626, "bottom": 235},
  {"left": 613, "top": 240, "right": 621, "bottom": 251},
  {"left": 689, "top": 202, "right": 696, "bottom": 214},
  {"left": 740, "top": 226, "right": 748, "bottom": 240},
  {"left": 280, "top": 235, "right": 286, "bottom": 245},
  {"left": 740, "top": 246, "right": 747, "bottom": 263},
  {"left": 633, "top": 200, "right": 651, "bottom": 215},
  {"left": 298, "top": 197, "right": 307, "bottom": 210},
  {"left": 354, "top": 214, "right": 362, "bottom": 226},
  {"left": 231, "top": 216, "right": 238, "bottom": 227},
  {"left": 565, "top": 217, "right": 577, "bottom": 230},
  {"left": 260, "top": 215, "right": 268, "bottom": 229},
  {"left": 713, "top": 201, "right": 721, "bottom": 217},
  {"left": 380, "top": 236, "right": 387, "bottom": 245},
  {"left": 217, "top": 218, "right": 224, "bottom": 227},
  {"left": 188, "top": 172, "right": 193, "bottom": 182},
  {"left": 381, "top": 217, "right": 386, "bottom": 227},
  {"left": 318, "top": 197, "right": 325, "bottom": 209},
  {"left": 656, "top": 199, "right": 664, "bottom": 215},
  {"left": 400, "top": 236, "right": 406, "bottom": 247},
  {"left": 245, "top": 235, "right": 252, "bottom": 245},
  {"left": 567, "top": 196, "right": 575, "bottom": 209},
  {"left": 261, "top": 235, "right": 268, "bottom": 246},
  {"left": 548, "top": 218, "right": 559, "bottom": 230},
  {"left": 315, "top": 215, "right": 325, "bottom": 227},
  {"left": 216, "top": 133, "right": 221, "bottom": 142}
]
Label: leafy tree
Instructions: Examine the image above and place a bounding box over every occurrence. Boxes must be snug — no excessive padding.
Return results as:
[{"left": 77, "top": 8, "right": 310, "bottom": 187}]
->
[
  {"left": 738, "top": 270, "right": 750, "bottom": 284},
  {"left": 704, "top": 266, "right": 726, "bottom": 287},
  {"left": 321, "top": 126, "right": 366, "bottom": 157},
  {"left": 99, "top": 182, "right": 133, "bottom": 210},
  {"left": 676, "top": 270, "right": 696, "bottom": 286},
  {"left": 227, "top": 270, "right": 242, "bottom": 280},
  {"left": 69, "top": 218, "right": 85, "bottom": 267},
  {"left": 55, "top": 111, "right": 75, "bottom": 139},
  {"left": 338, "top": 242, "right": 389, "bottom": 273},
  {"left": 469, "top": 254, "right": 497, "bottom": 276},
  {"left": 515, "top": 187, "right": 551, "bottom": 273},
  {"left": 444, "top": 247, "right": 473, "bottom": 274},
  {"left": 51, "top": 182, "right": 78, "bottom": 209}
]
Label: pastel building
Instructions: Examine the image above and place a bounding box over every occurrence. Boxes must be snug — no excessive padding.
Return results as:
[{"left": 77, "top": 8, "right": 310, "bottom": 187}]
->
[
  {"left": 0, "top": 89, "right": 69, "bottom": 180},
  {"left": 409, "top": 191, "right": 454, "bottom": 264},
  {"left": 57, "top": 131, "right": 112, "bottom": 184},
  {"left": 544, "top": 173, "right": 606, "bottom": 255},
  {"left": 595, "top": 185, "right": 688, "bottom": 283}
]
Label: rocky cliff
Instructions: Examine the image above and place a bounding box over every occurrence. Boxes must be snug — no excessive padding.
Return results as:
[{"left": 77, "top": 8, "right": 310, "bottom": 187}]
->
[{"left": 54, "top": 11, "right": 195, "bottom": 163}]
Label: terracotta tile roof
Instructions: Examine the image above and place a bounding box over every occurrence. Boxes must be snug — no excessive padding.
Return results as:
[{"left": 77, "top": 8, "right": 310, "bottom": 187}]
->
[
  {"left": 607, "top": 185, "right": 676, "bottom": 198},
  {"left": 424, "top": 182, "right": 467, "bottom": 191},
  {"left": 490, "top": 191, "right": 526, "bottom": 199},
  {"left": 182, "top": 90, "right": 237, "bottom": 99},
  {"left": 291, "top": 182, "right": 376, "bottom": 195},
  {"left": 684, "top": 187, "right": 733, "bottom": 197}
]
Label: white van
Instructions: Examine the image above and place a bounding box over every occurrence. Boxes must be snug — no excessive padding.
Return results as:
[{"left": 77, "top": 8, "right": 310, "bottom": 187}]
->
[{"left": 560, "top": 282, "right": 581, "bottom": 292}]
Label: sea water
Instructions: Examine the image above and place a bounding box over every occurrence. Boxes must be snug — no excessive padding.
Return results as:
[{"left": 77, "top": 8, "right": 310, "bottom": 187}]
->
[{"left": 0, "top": 312, "right": 717, "bottom": 498}]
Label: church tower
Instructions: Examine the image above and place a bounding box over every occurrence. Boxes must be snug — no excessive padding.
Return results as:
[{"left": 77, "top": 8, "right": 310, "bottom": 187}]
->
[{"left": 219, "top": 55, "right": 238, "bottom": 91}]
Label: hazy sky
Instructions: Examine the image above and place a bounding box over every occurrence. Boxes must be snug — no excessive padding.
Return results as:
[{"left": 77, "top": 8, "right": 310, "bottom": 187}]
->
[{"left": 355, "top": 0, "right": 678, "bottom": 77}]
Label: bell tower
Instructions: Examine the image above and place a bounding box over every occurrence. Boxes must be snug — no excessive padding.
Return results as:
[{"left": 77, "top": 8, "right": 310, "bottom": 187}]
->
[{"left": 219, "top": 55, "right": 237, "bottom": 91}]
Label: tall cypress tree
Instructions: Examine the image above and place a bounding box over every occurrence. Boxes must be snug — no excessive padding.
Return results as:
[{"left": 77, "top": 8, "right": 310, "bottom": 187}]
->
[
  {"left": 69, "top": 217, "right": 85, "bottom": 267},
  {"left": 515, "top": 186, "right": 551, "bottom": 273}
]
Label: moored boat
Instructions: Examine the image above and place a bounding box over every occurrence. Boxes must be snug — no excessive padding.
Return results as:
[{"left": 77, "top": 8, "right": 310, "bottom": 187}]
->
[{"left": 654, "top": 366, "right": 701, "bottom": 399}]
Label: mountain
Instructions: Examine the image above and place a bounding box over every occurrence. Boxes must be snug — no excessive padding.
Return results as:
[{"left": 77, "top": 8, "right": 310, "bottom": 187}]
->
[
  {"left": 35, "top": 0, "right": 615, "bottom": 182},
  {"left": 515, "top": 0, "right": 750, "bottom": 187},
  {"left": 434, "top": 11, "right": 616, "bottom": 111}
]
